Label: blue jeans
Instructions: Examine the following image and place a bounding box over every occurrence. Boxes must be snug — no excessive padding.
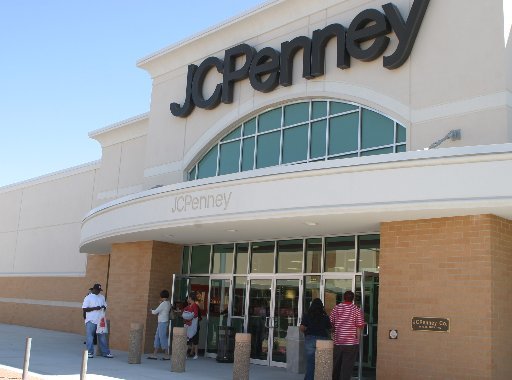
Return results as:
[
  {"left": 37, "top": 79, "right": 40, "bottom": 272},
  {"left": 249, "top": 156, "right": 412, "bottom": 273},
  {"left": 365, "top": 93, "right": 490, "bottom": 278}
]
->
[
  {"left": 304, "top": 335, "right": 328, "bottom": 380},
  {"left": 154, "top": 321, "right": 169, "bottom": 350},
  {"left": 86, "top": 321, "right": 110, "bottom": 356}
]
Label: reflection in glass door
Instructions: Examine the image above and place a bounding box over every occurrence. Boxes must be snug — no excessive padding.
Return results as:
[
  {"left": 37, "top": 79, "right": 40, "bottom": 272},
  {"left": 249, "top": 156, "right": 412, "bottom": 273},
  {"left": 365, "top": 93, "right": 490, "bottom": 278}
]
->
[
  {"left": 247, "top": 279, "right": 271, "bottom": 364},
  {"left": 358, "top": 272, "right": 379, "bottom": 380},
  {"left": 206, "top": 278, "right": 231, "bottom": 358},
  {"left": 271, "top": 279, "right": 301, "bottom": 366}
]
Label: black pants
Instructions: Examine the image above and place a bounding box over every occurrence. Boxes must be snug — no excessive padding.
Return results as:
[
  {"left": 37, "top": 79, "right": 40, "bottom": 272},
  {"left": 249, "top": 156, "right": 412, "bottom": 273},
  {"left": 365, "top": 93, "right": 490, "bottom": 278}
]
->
[{"left": 332, "top": 344, "right": 359, "bottom": 380}]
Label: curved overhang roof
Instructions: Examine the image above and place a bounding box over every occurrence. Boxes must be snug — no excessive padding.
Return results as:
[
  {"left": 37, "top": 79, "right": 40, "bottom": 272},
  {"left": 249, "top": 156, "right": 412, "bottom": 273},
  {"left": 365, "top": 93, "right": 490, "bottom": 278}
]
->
[{"left": 80, "top": 144, "right": 512, "bottom": 253}]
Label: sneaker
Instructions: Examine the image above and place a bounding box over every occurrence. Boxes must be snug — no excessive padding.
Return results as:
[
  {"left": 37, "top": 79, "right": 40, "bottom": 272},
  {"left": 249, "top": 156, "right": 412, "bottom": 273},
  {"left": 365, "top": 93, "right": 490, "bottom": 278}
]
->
[
  {"left": 104, "top": 353, "right": 114, "bottom": 358},
  {"left": 193, "top": 355, "right": 198, "bottom": 360},
  {"left": 88, "top": 354, "right": 94, "bottom": 358}
]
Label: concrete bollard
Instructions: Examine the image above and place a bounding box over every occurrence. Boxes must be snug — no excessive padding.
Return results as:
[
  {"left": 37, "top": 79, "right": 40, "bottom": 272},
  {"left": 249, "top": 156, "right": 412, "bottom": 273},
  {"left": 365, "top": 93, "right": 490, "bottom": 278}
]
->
[
  {"left": 128, "top": 323, "right": 144, "bottom": 364},
  {"left": 233, "top": 333, "right": 251, "bottom": 380},
  {"left": 314, "top": 339, "right": 333, "bottom": 380},
  {"left": 286, "top": 326, "right": 305, "bottom": 374},
  {"left": 171, "top": 327, "right": 187, "bottom": 373}
]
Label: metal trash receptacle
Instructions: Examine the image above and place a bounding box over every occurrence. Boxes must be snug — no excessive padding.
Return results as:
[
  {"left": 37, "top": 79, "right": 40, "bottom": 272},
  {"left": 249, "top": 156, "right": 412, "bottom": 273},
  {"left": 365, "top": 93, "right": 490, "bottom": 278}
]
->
[{"left": 216, "top": 326, "right": 236, "bottom": 363}]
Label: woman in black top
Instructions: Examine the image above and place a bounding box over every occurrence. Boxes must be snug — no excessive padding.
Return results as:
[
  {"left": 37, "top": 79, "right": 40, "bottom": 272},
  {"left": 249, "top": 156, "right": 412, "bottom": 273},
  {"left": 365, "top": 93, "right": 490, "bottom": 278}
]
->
[{"left": 300, "top": 298, "right": 331, "bottom": 380}]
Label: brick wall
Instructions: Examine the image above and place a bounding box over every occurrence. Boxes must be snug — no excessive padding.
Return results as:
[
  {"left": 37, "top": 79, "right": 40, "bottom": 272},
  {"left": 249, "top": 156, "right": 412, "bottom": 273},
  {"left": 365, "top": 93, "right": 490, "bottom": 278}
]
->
[
  {"left": 106, "top": 241, "right": 182, "bottom": 353},
  {"left": 378, "top": 215, "right": 512, "bottom": 379},
  {"left": 0, "top": 254, "right": 109, "bottom": 334}
]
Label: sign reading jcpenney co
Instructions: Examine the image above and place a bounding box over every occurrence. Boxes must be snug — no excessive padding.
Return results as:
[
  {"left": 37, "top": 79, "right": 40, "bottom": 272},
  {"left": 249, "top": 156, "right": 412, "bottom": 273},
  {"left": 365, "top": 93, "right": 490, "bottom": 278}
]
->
[{"left": 170, "top": 0, "right": 430, "bottom": 117}]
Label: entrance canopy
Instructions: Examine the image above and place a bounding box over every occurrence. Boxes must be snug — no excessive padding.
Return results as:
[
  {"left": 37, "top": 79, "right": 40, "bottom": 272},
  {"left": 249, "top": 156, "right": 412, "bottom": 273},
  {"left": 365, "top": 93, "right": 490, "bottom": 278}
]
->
[{"left": 80, "top": 144, "right": 512, "bottom": 253}]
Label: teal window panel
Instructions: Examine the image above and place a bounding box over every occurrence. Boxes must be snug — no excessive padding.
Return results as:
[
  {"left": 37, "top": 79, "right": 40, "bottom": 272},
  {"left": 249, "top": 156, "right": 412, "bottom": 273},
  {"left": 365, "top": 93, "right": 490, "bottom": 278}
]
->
[
  {"left": 330, "top": 102, "right": 357, "bottom": 115},
  {"left": 197, "top": 146, "right": 218, "bottom": 179},
  {"left": 181, "top": 246, "right": 190, "bottom": 274},
  {"left": 361, "top": 109, "right": 394, "bottom": 149},
  {"left": 282, "top": 124, "right": 308, "bottom": 164},
  {"left": 190, "top": 245, "right": 211, "bottom": 274},
  {"left": 243, "top": 118, "right": 256, "bottom": 136},
  {"left": 396, "top": 123, "right": 406, "bottom": 143},
  {"left": 218, "top": 140, "right": 240, "bottom": 175},
  {"left": 221, "top": 126, "right": 242, "bottom": 142},
  {"left": 284, "top": 102, "right": 309, "bottom": 126},
  {"left": 396, "top": 144, "right": 406, "bottom": 152},
  {"left": 188, "top": 166, "right": 197, "bottom": 181},
  {"left": 258, "top": 108, "right": 281, "bottom": 133},
  {"left": 256, "top": 131, "right": 280, "bottom": 168},
  {"left": 361, "top": 147, "right": 393, "bottom": 156},
  {"left": 241, "top": 137, "right": 255, "bottom": 171},
  {"left": 312, "top": 101, "right": 327, "bottom": 119},
  {"left": 328, "top": 153, "right": 358, "bottom": 160},
  {"left": 310, "top": 120, "right": 327, "bottom": 159},
  {"left": 328, "top": 113, "right": 359, "bottom": 155}
]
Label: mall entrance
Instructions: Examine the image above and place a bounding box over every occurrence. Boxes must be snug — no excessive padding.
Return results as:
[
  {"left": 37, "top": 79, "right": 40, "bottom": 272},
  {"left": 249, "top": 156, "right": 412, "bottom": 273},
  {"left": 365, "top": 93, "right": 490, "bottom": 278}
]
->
[{"left": 171, "top": 235, "right": 379, "bottom": 379}]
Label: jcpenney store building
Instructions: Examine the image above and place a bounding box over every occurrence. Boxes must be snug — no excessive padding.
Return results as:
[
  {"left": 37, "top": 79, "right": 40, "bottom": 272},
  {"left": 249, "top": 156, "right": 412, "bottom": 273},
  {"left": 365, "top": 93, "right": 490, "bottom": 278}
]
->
[{"left": 1, "top": 0, "right": 512, "bottom": 378}]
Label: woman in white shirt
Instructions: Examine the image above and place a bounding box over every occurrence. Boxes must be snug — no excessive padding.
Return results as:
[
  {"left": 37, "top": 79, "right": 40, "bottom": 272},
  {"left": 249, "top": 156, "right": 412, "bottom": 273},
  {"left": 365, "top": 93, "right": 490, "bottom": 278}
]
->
[{"left": 148, "top": 289, "right": 171, "bottom": 360}]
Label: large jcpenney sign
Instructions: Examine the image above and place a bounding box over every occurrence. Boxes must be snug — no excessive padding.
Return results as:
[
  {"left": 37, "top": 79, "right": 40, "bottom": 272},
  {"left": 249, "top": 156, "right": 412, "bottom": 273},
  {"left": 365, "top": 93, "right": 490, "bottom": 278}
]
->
[{"left": 171, "top": 0, "right": 429, "bottom": 117}]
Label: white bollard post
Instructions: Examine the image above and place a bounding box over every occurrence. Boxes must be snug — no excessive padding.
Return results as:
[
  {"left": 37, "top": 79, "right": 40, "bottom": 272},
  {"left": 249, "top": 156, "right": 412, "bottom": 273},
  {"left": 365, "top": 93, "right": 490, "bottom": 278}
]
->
[
  {"left": 80, "top": 349, "right": 88, "bottom": 380},
  {"left": 22, "top": 337, "right": 31, "bottom": 380}
]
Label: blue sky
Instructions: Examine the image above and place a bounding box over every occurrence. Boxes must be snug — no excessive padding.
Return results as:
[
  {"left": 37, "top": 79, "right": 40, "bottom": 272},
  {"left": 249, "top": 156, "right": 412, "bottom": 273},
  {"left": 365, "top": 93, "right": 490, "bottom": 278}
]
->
[{"left": 0, "top": 0, "right": 265, "bottom": 187}]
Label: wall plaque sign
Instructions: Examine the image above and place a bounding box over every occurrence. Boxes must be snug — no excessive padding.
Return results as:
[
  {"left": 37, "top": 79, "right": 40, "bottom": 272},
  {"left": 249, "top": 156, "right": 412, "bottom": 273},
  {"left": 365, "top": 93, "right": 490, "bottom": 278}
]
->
[{"left": 411, "top": 317, "right": 450, "bottom": 332}]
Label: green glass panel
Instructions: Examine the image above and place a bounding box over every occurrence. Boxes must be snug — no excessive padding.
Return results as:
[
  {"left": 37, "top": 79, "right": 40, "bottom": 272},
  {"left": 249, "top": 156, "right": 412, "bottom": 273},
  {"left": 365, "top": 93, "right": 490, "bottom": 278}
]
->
[
  {"left": 328, "top": 113, "right": 359, "bottom": 155},
  {"left": 396, "top": 123, "right": 406, "bottom": 143},
  {"left": 256, "top": 131, "right": 280, "bottom": 169},
  {"left": 396, "top": 144, "right": 406, "bottom": 153},
  {"left": 241, "top": 137, "right": 255, "bottom": 171},
  {"left": 188, "top": 166, "right": 197, "bottom": 181},
  {"left": 219, "top": 140, "right": 240, "bottom": 175},
  {"left": 330, "top": 102, "right": 357, "bottom": 115},
  {"left": 312, "top": 101, "right": 327, "bottom": 119},
  {"left": 310, "top": 120, "right": 327, "bottom": 159},
  {"left": 221, "top": 126, "right": 242, "bottom": 142},
  {"left": 282, "top": 124, "right": 308, "bottom": 164},
  {"left": 258, "top": 108, "right": 281, "bottom": 132},
  {"left": 284, "top": 102, "right": 309, "bottom": 126},
  {"left": 361, "top": 109, "right": 394, "bottom": 149},
  {"left": 276, "top": 239, "right": 303, "bottom": 273},
  {"left": 181, "top": 246, "right": 190, "bottom": 274},
  {"left": 328, "top": 153, "right": 358, "bottom": 160},
  {"left": 212, "top": 244, "right": 234, "bottom": 274},
  {"left": 197, "top": 146, "right": 218, "bottom": 179},
  {"left": 190, "top": 245, "right": 211, "bottom": 274},
  {"left": 251, "top": 241, "right": 275, "bottom": 273},
  {"left": 303, "top": 275, "right": 321, "bottom": 314},
  {"left": 358, "top": 234, "right": 380, "bottom": 272},
  {"left": 324, "top": 236, "right": 356, "bottom": 272},
  {"left": 305, "top": 238, "right": 322, "bottom": 273},
  {"left": 235, "top": 243, "right": 249, "bottom": 274},
  {"left": 232, "top": 276, "right": 247, "bottom": 316},
  {"left": 361, "top": 147, "right": 393, "bottom": 156},
  {"left": 243, "top": 118, "right": 256, "bottom": 136},
  {"left": 324, "top": 278, "right": 352, "bottom": 315}
]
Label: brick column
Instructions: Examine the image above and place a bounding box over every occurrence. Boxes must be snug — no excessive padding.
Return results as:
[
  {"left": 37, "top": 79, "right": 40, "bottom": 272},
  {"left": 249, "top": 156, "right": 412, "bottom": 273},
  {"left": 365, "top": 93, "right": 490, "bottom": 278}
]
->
[
  {"left": 378, "top": 215, "right": 512, "bottom": 379},
  {"left": 106, "top": 241, "right": 182, "bottom": 353}
]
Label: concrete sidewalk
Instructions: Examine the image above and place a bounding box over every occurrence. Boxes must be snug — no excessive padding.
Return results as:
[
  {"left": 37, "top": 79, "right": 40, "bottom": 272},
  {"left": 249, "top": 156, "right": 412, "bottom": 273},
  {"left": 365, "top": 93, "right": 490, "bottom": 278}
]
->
[{"left": 0, "top": 324, "right": 304, "bottom": 380}]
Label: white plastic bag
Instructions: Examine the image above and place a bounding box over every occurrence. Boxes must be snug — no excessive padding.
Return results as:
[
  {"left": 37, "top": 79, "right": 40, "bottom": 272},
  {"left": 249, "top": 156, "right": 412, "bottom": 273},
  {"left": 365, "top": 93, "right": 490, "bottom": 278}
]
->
[{"left": 96, "top": 310, "right": 108, "bottom": 334}]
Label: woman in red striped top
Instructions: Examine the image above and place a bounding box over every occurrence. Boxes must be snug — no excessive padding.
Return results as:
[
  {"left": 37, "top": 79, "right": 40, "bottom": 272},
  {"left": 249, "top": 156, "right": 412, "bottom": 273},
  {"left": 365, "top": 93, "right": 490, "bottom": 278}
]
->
[{"left": 329, "top": 290, "right": 365, "bottom": 380}]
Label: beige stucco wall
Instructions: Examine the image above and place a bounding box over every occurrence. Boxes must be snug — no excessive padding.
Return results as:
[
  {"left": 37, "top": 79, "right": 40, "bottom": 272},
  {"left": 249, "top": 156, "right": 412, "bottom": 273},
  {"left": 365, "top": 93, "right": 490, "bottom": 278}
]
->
[{"left": 137, "top": 0, "right": 512, "bottom": 189}]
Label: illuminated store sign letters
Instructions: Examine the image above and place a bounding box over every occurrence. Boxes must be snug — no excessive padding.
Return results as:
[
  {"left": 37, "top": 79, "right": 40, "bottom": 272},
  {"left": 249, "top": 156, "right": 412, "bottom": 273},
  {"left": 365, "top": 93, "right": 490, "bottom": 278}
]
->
[{"left": 170, "top": 0, "right": 429, "bottom": 117}]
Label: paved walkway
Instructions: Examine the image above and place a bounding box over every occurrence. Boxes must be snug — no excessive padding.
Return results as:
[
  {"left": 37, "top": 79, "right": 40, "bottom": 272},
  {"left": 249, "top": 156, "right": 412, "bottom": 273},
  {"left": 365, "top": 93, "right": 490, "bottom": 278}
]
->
[{"left": 0, "top": 324, "right": 304, "bottom": 380}]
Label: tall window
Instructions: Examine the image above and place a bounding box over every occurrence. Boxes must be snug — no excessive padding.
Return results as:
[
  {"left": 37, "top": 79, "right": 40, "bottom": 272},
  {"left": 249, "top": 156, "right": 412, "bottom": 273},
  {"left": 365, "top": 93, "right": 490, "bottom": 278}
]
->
[{"left": 188, "top": 100, "right": 406, "bottom": 180}]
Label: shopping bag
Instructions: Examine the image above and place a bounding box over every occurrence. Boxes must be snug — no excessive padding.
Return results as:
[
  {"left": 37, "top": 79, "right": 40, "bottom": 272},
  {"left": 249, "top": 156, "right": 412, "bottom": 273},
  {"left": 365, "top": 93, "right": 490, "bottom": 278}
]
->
[{"left": 96, "top": 310, "right": 108, "bottom": 334}]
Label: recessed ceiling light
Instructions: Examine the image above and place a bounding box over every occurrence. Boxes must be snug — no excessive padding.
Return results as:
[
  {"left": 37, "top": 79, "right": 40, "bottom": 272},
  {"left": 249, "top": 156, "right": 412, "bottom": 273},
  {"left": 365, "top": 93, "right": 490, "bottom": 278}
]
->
[
  {"left": 227, "top": 229, "right": 238, "bottom": 232},
  {"left": 304, "top": 222, "right": 318, "bottom": 226}
]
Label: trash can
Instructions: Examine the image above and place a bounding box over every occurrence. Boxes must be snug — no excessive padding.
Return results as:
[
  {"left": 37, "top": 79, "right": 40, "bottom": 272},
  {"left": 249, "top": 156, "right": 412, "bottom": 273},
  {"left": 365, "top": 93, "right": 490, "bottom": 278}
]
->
[{"left": 216, "top": 326, "right": 236, "bottom": 363}]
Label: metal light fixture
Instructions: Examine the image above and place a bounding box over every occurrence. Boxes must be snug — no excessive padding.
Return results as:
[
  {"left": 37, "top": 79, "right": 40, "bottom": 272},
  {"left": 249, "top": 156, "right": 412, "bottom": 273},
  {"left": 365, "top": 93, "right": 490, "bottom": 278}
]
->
[{"left": 426, "top": 129, "right": 461, "bottom": 149}]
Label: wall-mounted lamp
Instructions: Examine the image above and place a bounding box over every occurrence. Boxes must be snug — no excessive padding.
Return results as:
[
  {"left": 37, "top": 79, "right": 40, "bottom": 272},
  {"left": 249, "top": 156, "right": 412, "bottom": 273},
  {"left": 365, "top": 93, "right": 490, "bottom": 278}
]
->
[{"left": 426, "top": 129, "right": 461, "bottom": 150}]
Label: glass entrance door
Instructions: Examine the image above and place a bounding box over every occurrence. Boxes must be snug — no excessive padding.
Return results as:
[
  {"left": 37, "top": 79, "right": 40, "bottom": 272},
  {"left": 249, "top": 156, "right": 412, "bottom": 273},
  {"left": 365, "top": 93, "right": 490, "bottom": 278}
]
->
[
  {"left": 247, "top": 277, "right": 302, "bottom": 367},
  {"left": 358, "top": 271, "right": 379, "bottom": 380},
  {"left": 205, "top": 277, "right": 232, "bottom": 358}
]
